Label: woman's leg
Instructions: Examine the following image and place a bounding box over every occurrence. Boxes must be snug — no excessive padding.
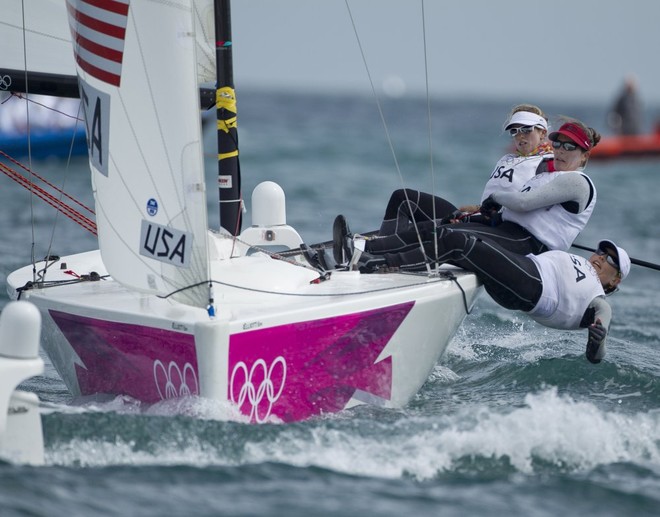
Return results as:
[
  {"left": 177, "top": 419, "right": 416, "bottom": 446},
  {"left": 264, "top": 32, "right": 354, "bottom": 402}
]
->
[
  {"left": 382, "top": 227, "right": 542, "bottom": 311},
  {"left": 367, "top": 219, "right": 545, "bottom": 259},
  {"left": 378, "top": 189, "right": 458, "bottom": 235},
  {"left": 446, "top": 221, "right": 548, "bottom": 255}
]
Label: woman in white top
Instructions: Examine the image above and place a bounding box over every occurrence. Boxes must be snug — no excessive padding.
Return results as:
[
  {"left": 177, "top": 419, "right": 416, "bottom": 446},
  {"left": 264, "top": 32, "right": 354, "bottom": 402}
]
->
[
  {"left": 480, "top": 119, "right": 600, "bottom": 252},
  {"left": 375, "top": 104, "right": 552, "bottom": 238},
  {"left": 356, "top": 233, "right": 630, "bottom": 365},
  {"left": 335, "top": 118, "right": 601, "bottom": 266}
]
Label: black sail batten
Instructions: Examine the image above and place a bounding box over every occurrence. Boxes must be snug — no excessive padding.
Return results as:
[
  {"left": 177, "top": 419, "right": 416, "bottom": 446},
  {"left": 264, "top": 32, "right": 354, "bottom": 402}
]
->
[{"left": 214, "top": 0, "right": 242, "bottom": 236}]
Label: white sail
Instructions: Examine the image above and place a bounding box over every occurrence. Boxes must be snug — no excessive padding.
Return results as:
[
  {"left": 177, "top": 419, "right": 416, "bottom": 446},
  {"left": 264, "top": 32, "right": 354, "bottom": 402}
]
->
[
  {"left": 4, "top": 0, "right": 76, "bottom": 77},
  {"left": 2, "top": 0, "right": 214, "bottom": 87},
  {"left": 192, "top": 0, "right": 216, "bottom": 84},
  {"left": 66, "top": 0, "right": 210, "bottom": 308}
]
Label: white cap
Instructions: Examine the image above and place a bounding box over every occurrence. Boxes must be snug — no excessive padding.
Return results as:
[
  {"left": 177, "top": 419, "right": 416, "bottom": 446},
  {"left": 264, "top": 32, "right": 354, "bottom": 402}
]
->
[
  {"left": 599, "top": 239, "right": 631, "bottom": 280},
  {"left": 504, "top": 111, "right": 548, "bottom": 131}
]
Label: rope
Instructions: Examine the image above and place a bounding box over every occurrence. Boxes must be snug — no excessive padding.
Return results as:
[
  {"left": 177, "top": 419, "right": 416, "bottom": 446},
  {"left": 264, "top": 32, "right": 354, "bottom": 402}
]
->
[
  {"left": 158, "top": 271, "right": 455, "bottom": 300},
  {"left": 440, "top": 270, "right": 472, "bottom": 315},
  {"left": 0, "top": 152, "right": 97, "bottom": 235},
  {"left": 0, "top": 151, "right": 94, "bottom": 215}
]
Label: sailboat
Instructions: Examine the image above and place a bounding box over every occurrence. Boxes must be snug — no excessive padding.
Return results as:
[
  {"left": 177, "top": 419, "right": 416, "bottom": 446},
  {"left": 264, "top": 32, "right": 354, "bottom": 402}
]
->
[{"left": 5, "top": 0, "right": 481, "bottom": 423}]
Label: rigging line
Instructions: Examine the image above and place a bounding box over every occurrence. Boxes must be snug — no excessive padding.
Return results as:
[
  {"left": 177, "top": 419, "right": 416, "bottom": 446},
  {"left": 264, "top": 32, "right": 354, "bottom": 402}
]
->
[
  {"left": 344, "top": 1, "right": 403, "bottom": 186},
  {"left": 18, "top": 0, "right": 38, "bottom": 281},
  {"left": 420, "top": 0, "right": 440, "bottom": 271},
  {"left": 158, "top": 273, "right": 454, "bottom": 300},
  {"left": 42, "top": 99, "right": 88, "bottom": 267},
  {"left": 0, "top": 151, "right": 95, "bottom": 215},
  {"left": 10, "top": 93, "right": 84, "bottom": 124},
  {"left": 344, "top": 1, "right": 433, "bottom": 274},
  {"left": 0, "top": 162, "right": 97, "bottom": 235}
]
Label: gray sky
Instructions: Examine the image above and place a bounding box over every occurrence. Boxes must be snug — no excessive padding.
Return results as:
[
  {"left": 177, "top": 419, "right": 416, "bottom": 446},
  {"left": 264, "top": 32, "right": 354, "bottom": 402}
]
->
[{"left": 231, "top": 0, "right": 660, "bottom": 107}]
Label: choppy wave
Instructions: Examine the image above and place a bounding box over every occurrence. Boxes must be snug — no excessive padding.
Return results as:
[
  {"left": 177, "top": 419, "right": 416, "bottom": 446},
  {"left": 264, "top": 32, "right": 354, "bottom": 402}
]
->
[{"left": 39, "top": 388, "right": 660, "bottom": 483}]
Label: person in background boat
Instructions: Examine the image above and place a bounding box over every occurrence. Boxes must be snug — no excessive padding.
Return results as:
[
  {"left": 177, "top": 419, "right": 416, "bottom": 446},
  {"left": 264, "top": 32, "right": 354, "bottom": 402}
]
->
[
  {"left": 607, "top": 76, "right": 642, "bottom": 136},
  {"left": 375, "top": 104, "right": 553, "bottom": 238},
  {"left": 333, "top": 117, "right": 600, "bottom": 268},
  {"left": 361, "top": 234, "right": 629, "bottom": 364}
]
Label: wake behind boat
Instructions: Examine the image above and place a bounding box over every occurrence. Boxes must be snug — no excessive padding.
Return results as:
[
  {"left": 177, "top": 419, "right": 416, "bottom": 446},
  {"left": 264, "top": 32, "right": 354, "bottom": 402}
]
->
[{"left": 5, "top": 0, "right": 481, "bottom": 423}]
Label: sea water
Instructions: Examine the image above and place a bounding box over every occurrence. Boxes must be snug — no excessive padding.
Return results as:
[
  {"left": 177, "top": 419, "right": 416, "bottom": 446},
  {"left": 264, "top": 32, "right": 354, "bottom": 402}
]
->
[{"left": 1, "top": 91, "right": 659, "bottom": 516}]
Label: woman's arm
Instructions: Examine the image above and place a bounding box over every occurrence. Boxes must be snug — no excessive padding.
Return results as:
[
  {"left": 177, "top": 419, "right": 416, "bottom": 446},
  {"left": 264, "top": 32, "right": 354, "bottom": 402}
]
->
[
  {"left": 491, "top": 173, "right": 591, "bottom": 213},
  {"left": 584, "top": 296, "right": 613, "bottom": 364}
]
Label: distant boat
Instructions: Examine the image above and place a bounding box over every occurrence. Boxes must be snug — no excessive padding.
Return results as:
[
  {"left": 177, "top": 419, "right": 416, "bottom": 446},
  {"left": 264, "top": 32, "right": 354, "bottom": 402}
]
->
[
  {"left": 0, "top": 94, "right": 87, "bottom": 159},
  {"left": 0, "top": 125, "right": 87, "bottom": 160},
  {"left": 589, "top": 128, "right": 660, "bottom": 161}
]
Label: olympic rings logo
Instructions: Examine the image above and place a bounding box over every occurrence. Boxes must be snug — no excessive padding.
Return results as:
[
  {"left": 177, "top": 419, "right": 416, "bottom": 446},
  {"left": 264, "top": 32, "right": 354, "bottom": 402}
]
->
[
  {"left": 230, "top": 357, "right": 286, "bottom": 423},
  {"left": 153, "top": 359, "right": 199, "bottom": 400},
  {"left": 0, "top": 75, "right": 11, "bottom": 90}
]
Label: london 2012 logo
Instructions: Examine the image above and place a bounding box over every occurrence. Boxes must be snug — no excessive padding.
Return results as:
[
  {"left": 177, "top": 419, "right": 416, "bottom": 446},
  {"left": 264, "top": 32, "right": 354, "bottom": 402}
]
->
[
  {"left": 153, "top": 359, "right": 199, "bottom": 399},
  {"left": 230, "top": 357, "right": 286, "bottom": 423}
]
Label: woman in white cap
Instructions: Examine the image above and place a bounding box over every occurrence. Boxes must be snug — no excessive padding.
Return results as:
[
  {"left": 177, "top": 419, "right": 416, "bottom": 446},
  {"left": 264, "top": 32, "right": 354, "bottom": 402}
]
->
[
  {"left": 355, "top": 233, "right": 629, "bottom": 364},
  {"left": 332, "top": 105, "right": 554, "bottom": 264},
  {"left": 333, "top": 116, "right": 601, "bottom": 267},
  {"left": 461, "top": 103, "right": 554, "bottom": 213},
  {"left": 372, "top": 104, "right": 552, "bottom": 238},
  {"left": 478, "top": 117, "right": 602, "bottom": 253}
]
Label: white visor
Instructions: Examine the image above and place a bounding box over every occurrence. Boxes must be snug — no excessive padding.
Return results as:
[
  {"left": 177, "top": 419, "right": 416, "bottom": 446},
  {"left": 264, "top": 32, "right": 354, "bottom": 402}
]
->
[{"left": 505, "top": 112, "right": 548, "bottom": 131}]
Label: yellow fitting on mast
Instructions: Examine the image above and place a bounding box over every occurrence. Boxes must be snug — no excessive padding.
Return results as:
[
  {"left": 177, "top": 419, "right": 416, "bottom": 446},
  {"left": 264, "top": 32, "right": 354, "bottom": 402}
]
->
[{"left": 216, "top": 87, "right": 237, "bottom": 133}]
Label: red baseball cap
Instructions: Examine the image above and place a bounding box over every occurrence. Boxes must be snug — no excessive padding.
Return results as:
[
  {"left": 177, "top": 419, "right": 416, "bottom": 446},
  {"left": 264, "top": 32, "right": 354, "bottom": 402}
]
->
[{"left": 549, "top": 122, "right": 592, "bottom": 150}]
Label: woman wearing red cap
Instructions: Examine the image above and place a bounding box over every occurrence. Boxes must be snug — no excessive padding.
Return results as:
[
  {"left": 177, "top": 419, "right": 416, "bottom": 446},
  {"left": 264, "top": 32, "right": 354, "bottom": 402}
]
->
[
  {"left": 373, "top": 104, "right": 552, "bottom": 238},
  {"left": 332, "top": 116, "right": 600, "bottom": 268},
  {"left": 480, "top": 117, "right": 601, "bottom": 252}
]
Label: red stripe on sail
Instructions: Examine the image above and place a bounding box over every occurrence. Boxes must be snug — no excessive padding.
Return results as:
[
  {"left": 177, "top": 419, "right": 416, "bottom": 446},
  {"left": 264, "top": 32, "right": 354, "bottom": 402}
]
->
[
  {"left": 75, "top": 54, "right": 121, "bottom": 87},
  {"left": 66, "top": 0, "right": 128, "bottom": 87},
  {"left": 67, "top": 2, "right": 127, "bottom": 40},
  {"left": 79, "top": 0, "right": 129, "bottom": 16},
  {"left": 73, "top": 32, "right": 124, "bottom": 63}
]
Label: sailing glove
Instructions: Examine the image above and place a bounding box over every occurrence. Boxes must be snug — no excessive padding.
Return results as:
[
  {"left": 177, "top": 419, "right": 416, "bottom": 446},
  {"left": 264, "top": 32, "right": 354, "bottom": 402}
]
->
[
  {"left": 586, "top": 319, "right": 607, "bottom": 364},
  {"left": 439, "top": 209, "right": 464, "bottom": 225},
  {"left": 479, "top": 195, "right": 502, "bottom": 215}
]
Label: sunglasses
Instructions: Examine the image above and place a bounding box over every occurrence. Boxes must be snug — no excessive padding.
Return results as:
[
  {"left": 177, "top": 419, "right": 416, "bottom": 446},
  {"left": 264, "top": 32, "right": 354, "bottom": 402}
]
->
[
  {"left": 508, "top": 126, "right": 535, "bottom": 136},
  {"left": 551, "top": 140, "right": 580, "bottom": 151},
  {"left": 596, "top": 248, "right": 620, "bottom": 271}
]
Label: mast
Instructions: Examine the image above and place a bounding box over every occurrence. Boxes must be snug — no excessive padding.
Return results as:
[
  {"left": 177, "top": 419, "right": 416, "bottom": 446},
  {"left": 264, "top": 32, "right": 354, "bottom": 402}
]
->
[{"left": 214, "top": 0, "right": 242, "bottom": 235}]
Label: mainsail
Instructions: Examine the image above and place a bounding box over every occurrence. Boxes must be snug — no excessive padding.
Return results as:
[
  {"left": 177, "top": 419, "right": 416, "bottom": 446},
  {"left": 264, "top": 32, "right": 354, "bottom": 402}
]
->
[{"left": 66, "top": 0, "right": 210, "bottom": 308}]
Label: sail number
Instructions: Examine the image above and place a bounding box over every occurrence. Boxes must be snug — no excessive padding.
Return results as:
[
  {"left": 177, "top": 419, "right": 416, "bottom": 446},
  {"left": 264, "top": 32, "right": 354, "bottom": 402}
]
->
[
  {"left": 140, "top": 220, "right": 192, "bottom": 268},
  {"left": 79, "top": 81, "right": 110, "bottom": 177}
]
